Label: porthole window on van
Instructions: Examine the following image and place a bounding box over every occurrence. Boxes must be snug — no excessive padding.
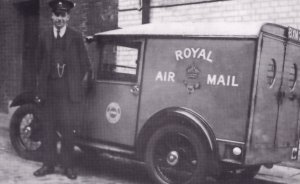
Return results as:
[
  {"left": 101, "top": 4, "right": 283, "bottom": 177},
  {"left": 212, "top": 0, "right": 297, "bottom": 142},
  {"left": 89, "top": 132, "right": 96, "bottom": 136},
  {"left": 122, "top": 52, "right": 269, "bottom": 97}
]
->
[
  {"left": 266, "top": 59, "right": 276, "bottom": 87},
  {"left": 97, "top": 42, "right": 140, "bottom": 82},
  {"left": 288, "top": 63, "right": 297, "bottom": 90}
]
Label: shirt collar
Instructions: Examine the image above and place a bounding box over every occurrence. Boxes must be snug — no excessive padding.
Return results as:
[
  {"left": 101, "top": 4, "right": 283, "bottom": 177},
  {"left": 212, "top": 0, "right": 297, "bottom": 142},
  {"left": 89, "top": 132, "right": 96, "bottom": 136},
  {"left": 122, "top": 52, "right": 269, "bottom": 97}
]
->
[{"left": 53, "top": 26, "right": 67, "bottom": 38}]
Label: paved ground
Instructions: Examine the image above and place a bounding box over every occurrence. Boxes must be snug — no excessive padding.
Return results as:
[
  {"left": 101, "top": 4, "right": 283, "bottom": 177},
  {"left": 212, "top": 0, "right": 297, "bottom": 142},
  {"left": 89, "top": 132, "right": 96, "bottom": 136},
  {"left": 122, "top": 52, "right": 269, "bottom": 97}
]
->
[
  {"left": 1, "top": 112, "right": 300, "bottom": 184},
  {"left": 0, "top": 125, "right": 152, "bottom": 184}
]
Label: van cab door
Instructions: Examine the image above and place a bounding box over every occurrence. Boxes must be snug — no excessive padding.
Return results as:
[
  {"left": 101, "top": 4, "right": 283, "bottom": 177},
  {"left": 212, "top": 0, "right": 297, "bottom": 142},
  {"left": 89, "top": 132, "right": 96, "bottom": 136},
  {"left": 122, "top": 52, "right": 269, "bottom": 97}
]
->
[{"left": 83, "top": 39, "right": 144, "bottom": 146}]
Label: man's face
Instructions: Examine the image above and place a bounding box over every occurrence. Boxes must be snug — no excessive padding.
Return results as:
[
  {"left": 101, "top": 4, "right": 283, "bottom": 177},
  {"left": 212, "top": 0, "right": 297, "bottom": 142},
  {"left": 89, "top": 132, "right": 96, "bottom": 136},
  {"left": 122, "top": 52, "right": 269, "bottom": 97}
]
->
[{"left": 51, "top": 12, "right": 70, "bottom": 29}]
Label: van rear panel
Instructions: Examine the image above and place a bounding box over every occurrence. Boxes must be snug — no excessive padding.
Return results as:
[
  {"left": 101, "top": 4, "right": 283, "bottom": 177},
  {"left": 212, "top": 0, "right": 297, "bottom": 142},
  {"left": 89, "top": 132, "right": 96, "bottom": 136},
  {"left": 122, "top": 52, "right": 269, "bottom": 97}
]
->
[{"left": 245, "top": 32, "right": 300, "bottom": 165}]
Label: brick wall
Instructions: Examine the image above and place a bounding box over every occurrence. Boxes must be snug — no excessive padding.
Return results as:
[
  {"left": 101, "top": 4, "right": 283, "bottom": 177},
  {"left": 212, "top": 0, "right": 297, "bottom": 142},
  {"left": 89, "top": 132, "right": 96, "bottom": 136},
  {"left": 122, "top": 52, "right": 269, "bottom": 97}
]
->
[
  {"left": 0, "top": 1, "right": 24, "bottom": 112},
  {"left": 118, "top": 0, "right": 300, "bottom": 28}
]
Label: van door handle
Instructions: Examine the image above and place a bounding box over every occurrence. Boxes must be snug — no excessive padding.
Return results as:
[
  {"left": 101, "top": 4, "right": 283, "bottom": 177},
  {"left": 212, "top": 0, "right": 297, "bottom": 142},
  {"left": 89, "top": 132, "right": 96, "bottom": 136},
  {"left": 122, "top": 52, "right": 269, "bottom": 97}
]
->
[{"left": 130, "top": 85, "right": 140, "bottom": 96}]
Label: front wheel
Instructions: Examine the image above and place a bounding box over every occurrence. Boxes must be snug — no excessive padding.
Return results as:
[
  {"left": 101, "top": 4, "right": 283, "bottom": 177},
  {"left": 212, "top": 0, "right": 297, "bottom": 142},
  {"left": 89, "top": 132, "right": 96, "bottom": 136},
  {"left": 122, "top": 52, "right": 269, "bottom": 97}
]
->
[
  {"left": 145, "top": 124, "right": 209, "bottom": 184},
  {"left": 9, "top": 104, "right": 43, "bottom": 161}
]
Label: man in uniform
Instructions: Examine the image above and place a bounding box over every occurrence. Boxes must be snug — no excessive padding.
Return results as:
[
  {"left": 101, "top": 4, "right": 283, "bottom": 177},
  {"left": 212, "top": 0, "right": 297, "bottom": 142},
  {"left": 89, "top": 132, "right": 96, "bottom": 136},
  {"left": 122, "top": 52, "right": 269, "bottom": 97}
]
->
[{"left": 33, "top": 0, "right": 91, "bottom": 179}]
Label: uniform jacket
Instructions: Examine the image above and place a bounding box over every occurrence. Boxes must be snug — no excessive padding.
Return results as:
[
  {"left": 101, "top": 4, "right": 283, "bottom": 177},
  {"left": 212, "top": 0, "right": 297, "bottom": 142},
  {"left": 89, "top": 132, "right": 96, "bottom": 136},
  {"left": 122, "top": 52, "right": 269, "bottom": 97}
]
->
[{"left": 36, "top": 27, "right": 91, "bottom": 102}]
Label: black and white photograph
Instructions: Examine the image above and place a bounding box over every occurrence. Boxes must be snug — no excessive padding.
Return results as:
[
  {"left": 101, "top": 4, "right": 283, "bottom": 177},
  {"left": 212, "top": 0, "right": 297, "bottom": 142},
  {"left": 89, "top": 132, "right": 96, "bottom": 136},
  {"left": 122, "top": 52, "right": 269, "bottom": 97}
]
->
[{"left": 1, "top": 0, "right": 300, "bottom": 183}]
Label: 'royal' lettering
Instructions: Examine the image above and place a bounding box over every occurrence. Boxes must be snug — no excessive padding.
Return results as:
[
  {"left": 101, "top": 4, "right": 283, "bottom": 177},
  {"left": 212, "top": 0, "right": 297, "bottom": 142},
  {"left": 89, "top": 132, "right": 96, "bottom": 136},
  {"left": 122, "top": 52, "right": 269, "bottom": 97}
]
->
[{"left": 175, "top": 47, "right": 213, "bottom": 63}]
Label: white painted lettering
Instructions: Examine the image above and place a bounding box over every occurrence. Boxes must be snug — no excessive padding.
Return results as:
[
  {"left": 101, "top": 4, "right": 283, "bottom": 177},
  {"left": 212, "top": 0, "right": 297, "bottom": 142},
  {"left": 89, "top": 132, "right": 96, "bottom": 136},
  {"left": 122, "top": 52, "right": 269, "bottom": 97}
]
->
[
  {"left": 175, "top": 50, "right": 183, "bottom": 61},
  {"left": 163, "top": 72, "right": 168, "bottom": 81},
  {"left": 191, "top": 48, "right": 200, "bottom": 58},
  {"left": 155, "top": 71, "right": 163, "bottom": 81},
  {"left": 156, "top": 71, "right": 176, "bottom": 82},
  {"left": 232, "top": 76, "right": 239, "bottom": 87},
  {"left": 174, "top": 48, "right": 213, "bottom": 63},
  {"left": 207, "top": 74, "right": 217, "bottom": 85},
  {"left": 207, "top": 74, "right": 239, "bottom": 87},
  {"left": 197, "top": 49, "right": 206, "bottom": 60},
  {"left": 206, "top": 51, "right": 213, "bottom": 63},
  {"left": 217, "top": 75, "right": 225, "bottom": 86},
  {"left": 184, "top": 48, "right": 192, "bottom": 58},
  {"left": 227, "top": 76, "right": 230, "bottom": 86},
  {"left": 168, "top": 72, "right": 175, "bottom": 82}
]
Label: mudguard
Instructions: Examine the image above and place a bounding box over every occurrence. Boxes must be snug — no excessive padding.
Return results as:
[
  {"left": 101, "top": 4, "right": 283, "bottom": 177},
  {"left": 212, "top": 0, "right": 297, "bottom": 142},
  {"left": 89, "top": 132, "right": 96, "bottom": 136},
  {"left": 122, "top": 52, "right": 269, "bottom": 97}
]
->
[
  {"left": 10, "top": 91, "right": 37, "bottom": 107},
  {"left": 138, "top": 107, "right": 217, "bottom": 151},
  {"left": 136, "top": 107, "right": 220, "bottom": 175}
]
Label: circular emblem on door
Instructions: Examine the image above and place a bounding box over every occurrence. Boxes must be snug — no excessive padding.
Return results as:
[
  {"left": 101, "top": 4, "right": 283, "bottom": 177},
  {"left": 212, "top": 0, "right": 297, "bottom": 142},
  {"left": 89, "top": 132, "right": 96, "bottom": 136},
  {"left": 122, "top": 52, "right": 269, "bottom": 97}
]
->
[{"left": 106, "top": 102, "right": 121, "bottom": 124}]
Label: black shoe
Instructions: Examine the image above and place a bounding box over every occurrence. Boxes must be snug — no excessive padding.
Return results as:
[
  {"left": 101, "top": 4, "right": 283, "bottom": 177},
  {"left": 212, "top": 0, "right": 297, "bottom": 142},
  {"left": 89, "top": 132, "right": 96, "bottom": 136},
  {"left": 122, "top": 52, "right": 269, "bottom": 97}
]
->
[
  {"left": 33, "top": 165, "right": 54, "bottom": 177},
  {"left": 64, "top": 168, "right": 77, "bottom": 180}
]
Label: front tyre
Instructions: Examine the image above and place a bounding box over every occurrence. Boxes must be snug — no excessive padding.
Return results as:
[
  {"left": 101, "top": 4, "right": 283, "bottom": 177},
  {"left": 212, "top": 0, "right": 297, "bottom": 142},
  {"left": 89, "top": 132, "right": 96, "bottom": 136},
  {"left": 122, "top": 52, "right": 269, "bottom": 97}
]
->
[
  {"left": 9, "top": 104, "right": 43, "bottom": 161},
  {"left": 145, "top": 124, "right": 209, "bottom": 184}
]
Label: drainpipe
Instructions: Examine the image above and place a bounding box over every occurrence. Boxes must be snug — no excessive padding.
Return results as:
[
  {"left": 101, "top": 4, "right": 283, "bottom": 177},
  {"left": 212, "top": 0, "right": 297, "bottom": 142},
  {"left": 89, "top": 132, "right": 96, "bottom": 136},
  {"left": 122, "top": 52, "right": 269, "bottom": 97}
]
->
[{"left": 141, "top": 0, "right": 150, "bottom": 24}]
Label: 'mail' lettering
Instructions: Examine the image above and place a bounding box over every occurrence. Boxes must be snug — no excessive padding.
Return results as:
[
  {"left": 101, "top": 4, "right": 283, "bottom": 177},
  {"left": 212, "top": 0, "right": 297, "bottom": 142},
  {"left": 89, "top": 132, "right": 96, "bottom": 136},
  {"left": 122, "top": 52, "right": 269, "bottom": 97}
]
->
[{"left": 207, "top": 74, "right": 239, "bottom": 87}]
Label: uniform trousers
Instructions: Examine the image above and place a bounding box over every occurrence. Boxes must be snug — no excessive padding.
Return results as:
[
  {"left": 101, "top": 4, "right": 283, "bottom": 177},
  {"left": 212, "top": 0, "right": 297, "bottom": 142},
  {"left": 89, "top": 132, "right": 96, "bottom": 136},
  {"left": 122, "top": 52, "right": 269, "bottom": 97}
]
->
[{"left": 40, "top": 75, "right": 81, "bottom": 168}]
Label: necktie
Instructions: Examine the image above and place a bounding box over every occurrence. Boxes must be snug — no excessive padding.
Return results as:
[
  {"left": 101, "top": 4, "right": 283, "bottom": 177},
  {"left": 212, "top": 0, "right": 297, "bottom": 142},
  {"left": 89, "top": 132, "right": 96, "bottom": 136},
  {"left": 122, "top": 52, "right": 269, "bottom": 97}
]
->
[{"left": 56, "top": 29, "right": 60, "bottom": 39}]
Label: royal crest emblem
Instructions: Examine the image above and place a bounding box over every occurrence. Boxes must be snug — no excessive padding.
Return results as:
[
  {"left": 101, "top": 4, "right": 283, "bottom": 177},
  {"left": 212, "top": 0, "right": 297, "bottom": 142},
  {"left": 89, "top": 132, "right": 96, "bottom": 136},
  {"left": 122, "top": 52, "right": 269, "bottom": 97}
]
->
[{"left": 183, "top": 63, "right": 201, "bottom": 94}]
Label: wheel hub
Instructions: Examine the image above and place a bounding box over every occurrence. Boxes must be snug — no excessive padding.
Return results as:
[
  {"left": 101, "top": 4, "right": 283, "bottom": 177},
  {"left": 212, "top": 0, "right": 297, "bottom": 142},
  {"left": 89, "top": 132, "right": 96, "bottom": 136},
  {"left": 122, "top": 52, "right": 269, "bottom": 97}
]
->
[
  {"left": 167, "top": 151, "right": 179, "bottom": 166},
  {"left": 23, "top": 126, "right": 32, "bottom": 138}
]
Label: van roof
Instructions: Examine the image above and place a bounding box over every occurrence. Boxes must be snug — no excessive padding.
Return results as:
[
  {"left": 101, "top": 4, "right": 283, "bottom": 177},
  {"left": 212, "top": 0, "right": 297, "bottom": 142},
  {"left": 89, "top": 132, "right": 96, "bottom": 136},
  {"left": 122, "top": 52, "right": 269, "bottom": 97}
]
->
[{"left": 94, "top": 22, "right": 286, "bottom": 38}]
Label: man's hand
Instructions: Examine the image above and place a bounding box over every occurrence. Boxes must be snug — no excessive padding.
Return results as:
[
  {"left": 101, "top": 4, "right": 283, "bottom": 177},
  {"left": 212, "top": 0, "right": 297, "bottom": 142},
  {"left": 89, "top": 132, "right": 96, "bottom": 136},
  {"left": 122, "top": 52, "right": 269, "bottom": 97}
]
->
[
  {"left": 82, "top": 71, "right": 94, "bottom": 94},
  {"left": 82, "top": 75, "right": 88, "bottom": 89},
  {"left": 82, "top": 71, "right": 90, "bottom": 89}
]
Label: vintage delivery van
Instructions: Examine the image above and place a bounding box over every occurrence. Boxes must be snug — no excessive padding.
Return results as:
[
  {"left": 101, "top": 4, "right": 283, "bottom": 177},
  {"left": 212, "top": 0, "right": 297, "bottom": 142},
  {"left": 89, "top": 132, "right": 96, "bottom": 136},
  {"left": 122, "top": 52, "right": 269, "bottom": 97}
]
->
[{"left": 9, "top": 22, "right": 300, "bottom": 184}]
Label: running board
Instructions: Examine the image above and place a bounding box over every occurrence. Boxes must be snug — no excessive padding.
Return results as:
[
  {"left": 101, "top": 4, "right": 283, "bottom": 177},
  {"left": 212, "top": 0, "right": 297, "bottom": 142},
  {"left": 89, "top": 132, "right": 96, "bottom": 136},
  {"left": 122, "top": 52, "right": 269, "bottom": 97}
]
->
[{"left": 75, "top": 138, "right": 135, "bottom": 156}]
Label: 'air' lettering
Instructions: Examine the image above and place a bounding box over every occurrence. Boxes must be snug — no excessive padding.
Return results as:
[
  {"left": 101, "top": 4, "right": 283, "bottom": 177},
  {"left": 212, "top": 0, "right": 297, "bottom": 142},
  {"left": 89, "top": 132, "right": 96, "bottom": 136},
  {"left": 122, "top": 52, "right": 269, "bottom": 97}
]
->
[{"left": 155, "top": 71, "right": 176, "bottom": 82}]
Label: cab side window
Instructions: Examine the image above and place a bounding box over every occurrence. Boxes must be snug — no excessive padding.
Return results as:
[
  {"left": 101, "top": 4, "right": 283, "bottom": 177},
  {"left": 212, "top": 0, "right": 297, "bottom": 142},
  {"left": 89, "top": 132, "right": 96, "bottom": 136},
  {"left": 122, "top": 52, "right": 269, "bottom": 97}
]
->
[{"left": 97, "top": 42, "right": 140, "bottom": 82}]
